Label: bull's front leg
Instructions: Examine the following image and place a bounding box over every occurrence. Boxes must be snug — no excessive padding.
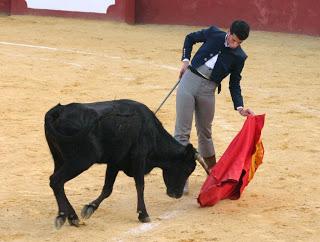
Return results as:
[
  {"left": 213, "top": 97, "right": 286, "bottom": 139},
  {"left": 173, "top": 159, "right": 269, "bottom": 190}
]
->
[
  {"left": 81, "top": 165, "right": 119, "bottom": 220},
  {"left": 134, "top": 171, "right": 150, "bottom": 223}
]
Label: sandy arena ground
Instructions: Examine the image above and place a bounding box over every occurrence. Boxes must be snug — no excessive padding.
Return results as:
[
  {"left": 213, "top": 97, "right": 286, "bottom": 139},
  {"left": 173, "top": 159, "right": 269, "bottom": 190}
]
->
[{"left": 0, "top": 15, "right": 319, "bottom": 241}]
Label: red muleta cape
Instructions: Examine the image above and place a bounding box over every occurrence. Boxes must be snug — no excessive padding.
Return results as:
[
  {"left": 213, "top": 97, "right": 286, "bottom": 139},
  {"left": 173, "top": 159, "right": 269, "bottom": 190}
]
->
[{"left": 197, "top": 114, "right": 265, "bottom": 207}]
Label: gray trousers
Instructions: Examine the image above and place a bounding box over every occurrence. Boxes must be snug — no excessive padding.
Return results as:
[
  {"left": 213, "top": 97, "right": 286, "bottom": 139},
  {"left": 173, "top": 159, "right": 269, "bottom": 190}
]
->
[{"left": 174, "top": 65, "right": 217, "bottom": 158}]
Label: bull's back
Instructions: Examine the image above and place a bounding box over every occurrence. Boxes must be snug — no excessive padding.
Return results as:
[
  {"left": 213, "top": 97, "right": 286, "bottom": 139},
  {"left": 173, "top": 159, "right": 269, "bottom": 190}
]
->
[
  {"left": 44, "top": 99, "right": 177, "bottom": 158},
  {"left": 44, "top": 103, "right": 98, "bottom": 142}
]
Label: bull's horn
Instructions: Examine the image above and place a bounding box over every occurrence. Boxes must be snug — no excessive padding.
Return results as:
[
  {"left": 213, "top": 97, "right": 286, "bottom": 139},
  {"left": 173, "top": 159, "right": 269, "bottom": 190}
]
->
[{"left": 194, "top": 152, "right": 210, "bottom": 175}]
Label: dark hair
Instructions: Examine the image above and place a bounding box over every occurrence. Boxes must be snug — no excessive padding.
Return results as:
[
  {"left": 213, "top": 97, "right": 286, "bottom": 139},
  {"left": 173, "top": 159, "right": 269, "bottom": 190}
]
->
[{"left": 230, "top": 20, "right": 250, "bottom": 40}]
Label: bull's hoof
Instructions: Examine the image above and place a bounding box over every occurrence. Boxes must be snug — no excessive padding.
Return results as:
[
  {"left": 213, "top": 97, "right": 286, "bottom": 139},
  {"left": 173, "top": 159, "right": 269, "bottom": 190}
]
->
[
  {"left": 138, "top": 214, "right": 151, "bottom": 223},
  {"left": 68, "top": 214, "right": 80, "bottom": 227},
  {"left": 139, "top": 216, "right": 151, "bottom": 223},
  {"left": 81, "top": 204, "right": 97, "bottom": 219},
  {"left": 55, "top": 212, "right": 66, "bottom": 229}
]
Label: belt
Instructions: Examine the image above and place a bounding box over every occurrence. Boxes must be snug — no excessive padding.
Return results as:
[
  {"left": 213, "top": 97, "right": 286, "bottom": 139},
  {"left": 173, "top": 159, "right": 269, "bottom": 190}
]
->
[{"left": 188, "top": 66, "right": 221, "bottom": 94}]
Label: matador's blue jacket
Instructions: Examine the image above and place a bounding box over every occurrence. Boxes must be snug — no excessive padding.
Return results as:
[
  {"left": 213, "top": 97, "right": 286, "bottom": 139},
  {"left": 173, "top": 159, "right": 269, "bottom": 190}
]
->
[{"left": 182, "top": 26, "right": 248, "bottom": 109}]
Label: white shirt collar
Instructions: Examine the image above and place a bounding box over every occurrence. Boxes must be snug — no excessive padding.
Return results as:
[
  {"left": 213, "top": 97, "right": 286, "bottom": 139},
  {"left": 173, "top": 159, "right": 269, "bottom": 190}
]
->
[{"left": 224, "top": 33, "right": 229, "bottom": 47}]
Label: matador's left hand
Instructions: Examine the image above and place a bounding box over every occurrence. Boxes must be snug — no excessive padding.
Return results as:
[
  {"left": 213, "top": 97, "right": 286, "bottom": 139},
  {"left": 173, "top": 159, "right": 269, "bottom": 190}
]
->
[{"left": 238, "top": 108, "right": 255, "bottom": 117}]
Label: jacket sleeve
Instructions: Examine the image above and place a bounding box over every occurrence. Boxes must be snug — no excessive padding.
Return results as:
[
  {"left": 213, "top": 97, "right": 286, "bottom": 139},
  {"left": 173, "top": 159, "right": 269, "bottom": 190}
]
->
[
  {"left": 229, "top": 58, "right": 246, "bottom": 110},
  {"left": 181, "top": 26, "right": 214, "bottom": 61}
]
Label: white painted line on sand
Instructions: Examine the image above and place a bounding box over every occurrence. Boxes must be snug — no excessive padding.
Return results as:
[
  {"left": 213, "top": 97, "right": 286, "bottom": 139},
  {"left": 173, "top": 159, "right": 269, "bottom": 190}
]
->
[
  {"left": 0, "top": 41, "right": 58, "bottom": 50},
  {"left": 2, "top": 52, "right": 83, "bottom": 68},
  {"left": 111, "top": 210, "right": 182, "bottom": 241},
  {"left": 126, "top": 222, "right": 160, "bottom": 235}
]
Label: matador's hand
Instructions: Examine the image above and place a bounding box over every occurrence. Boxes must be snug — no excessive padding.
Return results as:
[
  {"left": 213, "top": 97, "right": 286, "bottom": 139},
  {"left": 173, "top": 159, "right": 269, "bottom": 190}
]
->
[
  {"left": 179, "top": 61, "right": 189, "bottom": 79},
  {"left": 238, "top": 108, "right": 255, "bottom": 117}
]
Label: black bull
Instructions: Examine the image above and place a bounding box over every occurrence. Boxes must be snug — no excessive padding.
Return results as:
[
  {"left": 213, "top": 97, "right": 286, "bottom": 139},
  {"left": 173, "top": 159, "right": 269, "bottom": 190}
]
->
[{"left": 44, "top": 99, "right": 205, "bottom": 229}]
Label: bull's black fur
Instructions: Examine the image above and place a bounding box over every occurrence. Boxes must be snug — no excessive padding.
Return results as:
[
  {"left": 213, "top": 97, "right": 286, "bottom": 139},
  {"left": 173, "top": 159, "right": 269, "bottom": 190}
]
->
[{"left": 44, "top": 99, "right": 196, "bottom": 228}]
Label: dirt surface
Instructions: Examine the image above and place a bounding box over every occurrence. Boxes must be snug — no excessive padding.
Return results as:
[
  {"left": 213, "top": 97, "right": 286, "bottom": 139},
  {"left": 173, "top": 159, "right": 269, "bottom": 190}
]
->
[{"left": 0, "top": 15, "right": 319, "bottom": 242}]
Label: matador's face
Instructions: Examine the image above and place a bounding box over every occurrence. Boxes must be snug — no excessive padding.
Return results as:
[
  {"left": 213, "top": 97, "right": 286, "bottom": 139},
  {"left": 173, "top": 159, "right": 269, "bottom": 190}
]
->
[{"left": 227, "top": 32, "right": 243, "bottom": 49}]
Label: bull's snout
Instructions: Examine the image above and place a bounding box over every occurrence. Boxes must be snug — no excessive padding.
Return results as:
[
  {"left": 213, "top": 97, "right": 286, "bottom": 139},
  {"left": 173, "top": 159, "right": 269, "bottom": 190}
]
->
[{"left": 167, "top": 190, "right": 183, "bottom": 199}]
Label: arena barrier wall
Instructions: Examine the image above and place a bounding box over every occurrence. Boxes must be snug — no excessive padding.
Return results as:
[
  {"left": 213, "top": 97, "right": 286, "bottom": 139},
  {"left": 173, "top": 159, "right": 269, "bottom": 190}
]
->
[
  {"left": 3, "top": 0, "right": 320, "bottom": 36},
  {"left": 135, "top": 0, "right": 320, "bottom": 36},
  {"left": 0, "top": 0, "right": 10, "bottom": 13}
]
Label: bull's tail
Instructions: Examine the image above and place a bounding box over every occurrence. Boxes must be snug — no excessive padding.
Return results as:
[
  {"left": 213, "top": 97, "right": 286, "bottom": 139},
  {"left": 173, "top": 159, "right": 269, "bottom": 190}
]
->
[{"left": 44, "top": 103, "right": 98, "bottom": 142}]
